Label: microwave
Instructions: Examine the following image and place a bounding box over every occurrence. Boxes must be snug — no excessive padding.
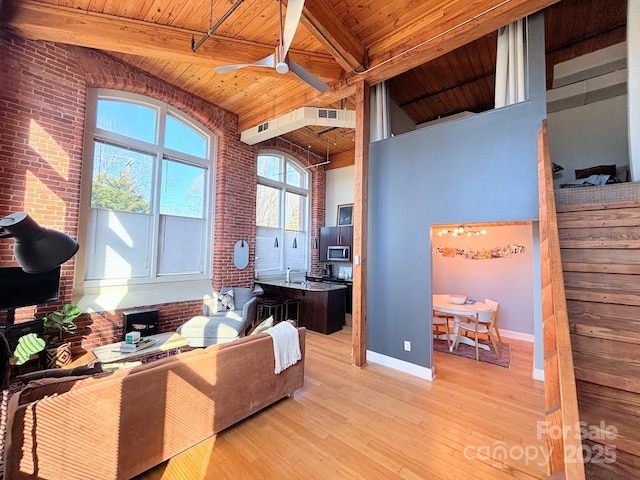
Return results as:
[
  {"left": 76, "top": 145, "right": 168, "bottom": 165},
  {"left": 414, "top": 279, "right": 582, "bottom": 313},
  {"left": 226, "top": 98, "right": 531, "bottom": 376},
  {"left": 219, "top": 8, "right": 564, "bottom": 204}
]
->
[{"left": 327, "top": 246, "right": 350, "bottom": 261}]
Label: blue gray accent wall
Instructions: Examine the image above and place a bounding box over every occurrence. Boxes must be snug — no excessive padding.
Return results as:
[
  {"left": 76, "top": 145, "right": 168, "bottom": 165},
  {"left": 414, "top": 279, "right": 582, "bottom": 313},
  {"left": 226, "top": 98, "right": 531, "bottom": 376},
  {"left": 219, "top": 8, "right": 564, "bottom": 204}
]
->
[{"left": 367, "top": 13, "right": 547, "bottom": 369}]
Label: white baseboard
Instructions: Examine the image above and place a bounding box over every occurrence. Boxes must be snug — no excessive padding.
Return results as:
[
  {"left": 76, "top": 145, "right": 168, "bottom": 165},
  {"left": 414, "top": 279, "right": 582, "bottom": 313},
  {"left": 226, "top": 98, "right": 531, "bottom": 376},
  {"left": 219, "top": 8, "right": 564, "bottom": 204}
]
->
[
  {"left": 499, "top": 329, "right": 534, "bottom": 343},
  {"left": 366, "top": 350, "right": 435, "bottom": 381},
  {"left": 533, "top": 368, "right": 545, "bottom": 382}
]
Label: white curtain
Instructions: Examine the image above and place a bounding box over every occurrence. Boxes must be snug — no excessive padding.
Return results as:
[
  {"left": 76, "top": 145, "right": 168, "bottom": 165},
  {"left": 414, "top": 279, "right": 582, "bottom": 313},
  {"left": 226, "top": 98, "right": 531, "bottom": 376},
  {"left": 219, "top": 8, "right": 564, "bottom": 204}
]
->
[
  {"left": 370, "top": 81, "right": 390, "bottom": 141},
  {"left": 495, "top": 19, "right": 526, "bottom": 108}
]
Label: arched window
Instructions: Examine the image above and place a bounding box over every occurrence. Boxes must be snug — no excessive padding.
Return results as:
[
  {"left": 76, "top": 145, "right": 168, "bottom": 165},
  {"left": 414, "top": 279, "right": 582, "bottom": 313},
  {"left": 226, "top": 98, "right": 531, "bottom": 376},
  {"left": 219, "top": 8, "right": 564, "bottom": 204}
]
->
[
  {"left": 256, "top": 151, "right": 310, "bottom": 276},
  {"left": 77, "top": 89, "right": 215, "bottom": 308}
]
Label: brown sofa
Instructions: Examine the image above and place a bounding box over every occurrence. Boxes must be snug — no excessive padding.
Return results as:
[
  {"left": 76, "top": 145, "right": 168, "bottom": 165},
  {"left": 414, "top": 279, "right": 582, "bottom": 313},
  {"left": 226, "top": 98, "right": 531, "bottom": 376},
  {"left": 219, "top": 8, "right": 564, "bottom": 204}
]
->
[{"left": 4, "top": 328, "right": 306, "bottom": 480}]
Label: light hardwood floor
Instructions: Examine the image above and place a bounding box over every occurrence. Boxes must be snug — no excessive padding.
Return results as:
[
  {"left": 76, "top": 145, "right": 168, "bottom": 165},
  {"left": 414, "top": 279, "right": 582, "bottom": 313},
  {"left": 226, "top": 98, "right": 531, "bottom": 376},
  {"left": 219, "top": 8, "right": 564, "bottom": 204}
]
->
[{"left": 137, "top": 323, "right": 546, "bottom": 480}]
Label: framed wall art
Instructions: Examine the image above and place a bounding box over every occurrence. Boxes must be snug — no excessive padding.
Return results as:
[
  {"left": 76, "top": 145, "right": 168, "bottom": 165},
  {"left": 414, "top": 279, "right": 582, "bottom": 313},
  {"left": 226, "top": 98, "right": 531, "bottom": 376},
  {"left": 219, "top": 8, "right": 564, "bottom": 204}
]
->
[{"left": 337, "top": 204, "right": 353, "bottom": 226}]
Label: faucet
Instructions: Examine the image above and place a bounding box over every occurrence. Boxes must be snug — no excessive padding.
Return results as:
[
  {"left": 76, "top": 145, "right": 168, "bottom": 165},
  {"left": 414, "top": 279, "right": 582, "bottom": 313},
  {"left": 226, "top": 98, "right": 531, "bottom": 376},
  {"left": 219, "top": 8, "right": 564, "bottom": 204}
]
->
[{"left": 285, "top": 267, "right": 291, "bottom": 284}]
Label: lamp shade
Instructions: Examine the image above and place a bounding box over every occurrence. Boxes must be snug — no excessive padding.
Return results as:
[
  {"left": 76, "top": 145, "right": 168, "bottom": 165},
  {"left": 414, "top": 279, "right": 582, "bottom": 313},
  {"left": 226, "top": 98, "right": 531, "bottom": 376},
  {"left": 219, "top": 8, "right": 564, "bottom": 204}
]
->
[{"left": 0, "top": 212, "right": 79, "bottom": 273}]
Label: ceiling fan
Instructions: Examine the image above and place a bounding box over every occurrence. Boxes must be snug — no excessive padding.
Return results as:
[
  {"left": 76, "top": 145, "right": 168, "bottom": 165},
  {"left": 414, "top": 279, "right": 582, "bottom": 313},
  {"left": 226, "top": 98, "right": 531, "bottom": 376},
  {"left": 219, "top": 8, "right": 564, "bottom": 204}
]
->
[{"left": 214, "top": 0, "right": 329, "bottom": 93}]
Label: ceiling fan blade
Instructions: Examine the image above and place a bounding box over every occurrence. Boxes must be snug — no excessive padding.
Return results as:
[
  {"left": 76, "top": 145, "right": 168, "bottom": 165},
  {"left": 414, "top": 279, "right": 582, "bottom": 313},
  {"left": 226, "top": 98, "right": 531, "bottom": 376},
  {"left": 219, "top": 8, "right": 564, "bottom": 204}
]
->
[
  {"left": 289, "top": 60, "right": 329, "bottom": 93},
  {"left": 215, "top": 54, "right": 275, "bottom": 74},
  {"left": 281, "top": 0, "right": 304, "bottom": 58}
]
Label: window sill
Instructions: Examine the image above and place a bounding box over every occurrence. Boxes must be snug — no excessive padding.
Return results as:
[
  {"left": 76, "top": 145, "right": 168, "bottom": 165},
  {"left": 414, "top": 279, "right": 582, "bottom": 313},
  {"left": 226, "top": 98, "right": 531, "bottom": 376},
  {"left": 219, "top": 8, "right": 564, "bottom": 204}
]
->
[{"left": 73, "top": 279, "right": 212, "bottom": 313}]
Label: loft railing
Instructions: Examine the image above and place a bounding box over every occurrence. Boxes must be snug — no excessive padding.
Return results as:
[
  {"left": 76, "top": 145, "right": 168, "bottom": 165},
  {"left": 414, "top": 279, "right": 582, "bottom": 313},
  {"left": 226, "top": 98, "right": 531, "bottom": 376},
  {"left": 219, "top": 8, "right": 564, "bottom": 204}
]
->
[{"left": 538, "top": 120, "right": 585, "bottom": 479}]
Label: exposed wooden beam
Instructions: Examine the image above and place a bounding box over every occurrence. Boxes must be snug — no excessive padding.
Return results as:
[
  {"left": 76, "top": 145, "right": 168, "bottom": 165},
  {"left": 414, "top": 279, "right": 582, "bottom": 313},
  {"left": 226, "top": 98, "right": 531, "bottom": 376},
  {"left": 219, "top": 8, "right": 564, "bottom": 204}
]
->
[
  {"left": 1, "top": 0, "right": 342, "bottom": 82},
  {"left": 355, "top": 0, "right": 560, "bottom": 85},
  {"left": 238, "top": 0, "right": 559, "bottom": 131},
  {"left": 296, "top": 0, "right": 368, "bottom": 73},
  {"left": 352, "top": 79, "right": 370, "bottom": 368}
]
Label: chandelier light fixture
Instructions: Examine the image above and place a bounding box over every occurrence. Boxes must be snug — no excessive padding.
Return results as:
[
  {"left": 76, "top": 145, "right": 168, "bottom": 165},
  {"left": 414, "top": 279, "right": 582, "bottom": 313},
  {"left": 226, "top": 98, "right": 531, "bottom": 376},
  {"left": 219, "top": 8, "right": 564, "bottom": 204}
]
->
[{"left": 438, "top": 225, "right": 487, "bottom": 237}]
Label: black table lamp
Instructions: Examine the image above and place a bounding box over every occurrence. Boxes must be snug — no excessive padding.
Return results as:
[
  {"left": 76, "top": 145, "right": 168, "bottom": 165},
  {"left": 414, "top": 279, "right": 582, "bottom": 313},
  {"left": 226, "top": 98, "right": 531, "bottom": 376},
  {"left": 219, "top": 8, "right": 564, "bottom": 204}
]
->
[{"left": 0, "top": 212, "right": 79, "bottom": 273}]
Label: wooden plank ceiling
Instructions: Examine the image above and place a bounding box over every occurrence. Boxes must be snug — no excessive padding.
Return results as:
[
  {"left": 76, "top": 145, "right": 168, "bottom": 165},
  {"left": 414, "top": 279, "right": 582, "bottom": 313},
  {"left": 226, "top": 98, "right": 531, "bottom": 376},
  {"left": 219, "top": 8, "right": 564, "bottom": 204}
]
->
[{"left": 1, "top": 0, "right": 625, "bottom": 167}]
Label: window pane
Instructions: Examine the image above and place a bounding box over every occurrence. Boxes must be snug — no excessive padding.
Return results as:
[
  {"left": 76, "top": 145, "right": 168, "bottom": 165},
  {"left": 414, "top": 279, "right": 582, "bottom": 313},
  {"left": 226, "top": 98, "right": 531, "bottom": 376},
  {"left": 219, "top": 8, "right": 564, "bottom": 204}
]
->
[
  {"left": 257, "top": 184, "right": 280, "bottom": 227},
  {"left": 157, "top": 215, "right": 205, "bottom": 274},
  {"left": 286, "top": 161, "right": 306, "bottom": 188},
  {"left": 257, "top": 155, "right": 282, "bottom": 181},
  {"left": 285, "top": 192, "right": 306, "bottom": 231},
  {"left": 285, "top": 230, "right": 306, "bottom": 271},
  {"left": 255, "top": 226, "right": 281, "bottom": 273},
  {"left": 91, "top": 141, "right": 153, "bottom": 214},
  {"left": 160, "top": 159, "right": 206, "bottom": 218},
  {"left": 85, "top": 209, "right": 151, "bottom": 280},
  {"left": 165, "top": 115, "right": 207, "bottom": 159},
  {"left": 97, "top": 99, "right": 156, "bottom": 143}
]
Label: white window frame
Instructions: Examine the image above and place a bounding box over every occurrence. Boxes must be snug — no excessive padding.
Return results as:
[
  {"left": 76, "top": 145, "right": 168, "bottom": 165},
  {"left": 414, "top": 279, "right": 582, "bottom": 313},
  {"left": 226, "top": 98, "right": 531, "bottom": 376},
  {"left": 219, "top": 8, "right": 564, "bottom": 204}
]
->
[
  {"left": 74, "top": 89, "right": 216, "bottom": 311},
  {"left": 256, "top": 150, "right": 310, "bottom": 278}
]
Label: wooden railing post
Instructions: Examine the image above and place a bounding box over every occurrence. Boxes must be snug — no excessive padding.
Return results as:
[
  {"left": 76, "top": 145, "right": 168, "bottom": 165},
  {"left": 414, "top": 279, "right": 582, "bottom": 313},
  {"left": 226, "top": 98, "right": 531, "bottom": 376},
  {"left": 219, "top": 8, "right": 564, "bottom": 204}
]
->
[{"left": 538, "top": 119, "right": 585, "bottom": 479}]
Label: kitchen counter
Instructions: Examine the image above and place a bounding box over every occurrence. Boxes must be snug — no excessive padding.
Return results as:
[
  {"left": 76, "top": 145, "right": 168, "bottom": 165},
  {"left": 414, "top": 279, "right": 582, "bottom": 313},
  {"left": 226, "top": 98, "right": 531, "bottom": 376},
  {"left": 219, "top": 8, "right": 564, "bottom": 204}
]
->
[
  {"left": 306, "top": 275, "right": 353, "bottom": 314},
  {"left": 306, "top": 275, "right": 352, "bottom": 284},
  {"left": 257, "top": 279, "right": 346, "bottom": 292},
  {"left": 256, "top": 280, "right": 346, "bottom": 334}
]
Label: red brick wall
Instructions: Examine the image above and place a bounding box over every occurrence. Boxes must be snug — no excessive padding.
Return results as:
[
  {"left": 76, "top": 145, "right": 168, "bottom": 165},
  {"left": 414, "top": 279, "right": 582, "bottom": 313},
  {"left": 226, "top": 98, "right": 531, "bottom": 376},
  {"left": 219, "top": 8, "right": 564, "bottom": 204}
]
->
[
  {"left": 0, "top": 35, "right": 86, "bottom": 326},
  {"left": 0, "top": 34, "right": 326, "bottom": 354}
]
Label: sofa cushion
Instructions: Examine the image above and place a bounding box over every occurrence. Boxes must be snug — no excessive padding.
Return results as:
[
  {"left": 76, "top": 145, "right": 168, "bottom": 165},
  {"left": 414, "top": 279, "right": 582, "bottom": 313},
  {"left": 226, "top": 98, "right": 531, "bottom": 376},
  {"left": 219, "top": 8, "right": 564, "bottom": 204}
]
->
[
  {"left": 17, "top": 363, "right": 105, "bottom": 384},
  {"left": 178, "top": 315, "right": 246, "bottom": 347}
]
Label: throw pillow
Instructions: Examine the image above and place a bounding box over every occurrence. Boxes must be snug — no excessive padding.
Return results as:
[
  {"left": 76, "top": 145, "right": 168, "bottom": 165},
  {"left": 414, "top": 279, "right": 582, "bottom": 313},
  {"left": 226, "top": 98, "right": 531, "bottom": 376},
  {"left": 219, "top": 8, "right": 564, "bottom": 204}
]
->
[
  {"left": 221, "top": 289, "right": 235, "bottom": 310},
  {"left": 251, "top": 315, "right": 274, "bottom": 335},
  {"left": 203, "top": 292, "right": 220, "bottom": 315}
]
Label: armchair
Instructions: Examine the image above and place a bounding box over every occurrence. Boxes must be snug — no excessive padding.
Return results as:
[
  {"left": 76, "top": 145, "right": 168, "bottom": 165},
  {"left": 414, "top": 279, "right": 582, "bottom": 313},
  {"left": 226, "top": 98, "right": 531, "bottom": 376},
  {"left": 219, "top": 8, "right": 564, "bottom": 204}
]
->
[{"left": 178, "top": 286, "right": 259, "bottom": 347}]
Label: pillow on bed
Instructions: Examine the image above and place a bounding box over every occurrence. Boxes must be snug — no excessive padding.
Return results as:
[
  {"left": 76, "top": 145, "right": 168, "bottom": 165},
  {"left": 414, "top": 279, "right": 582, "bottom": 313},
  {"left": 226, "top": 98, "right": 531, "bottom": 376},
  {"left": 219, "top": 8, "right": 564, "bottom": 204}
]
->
[{"left": 575, "top": 164, "right": 616, "bottom": 179}]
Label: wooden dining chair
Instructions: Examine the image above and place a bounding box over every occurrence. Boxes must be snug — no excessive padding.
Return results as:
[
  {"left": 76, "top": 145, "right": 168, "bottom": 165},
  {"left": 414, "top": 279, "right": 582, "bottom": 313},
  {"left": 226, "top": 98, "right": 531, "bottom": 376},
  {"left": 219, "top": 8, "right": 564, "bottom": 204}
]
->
[
  {"left": 453, "top": 307, "right": 500, "bottom": 361},
  {"left": 432, "top": 310, "right": 453, "bottom": 347},
  {"left": 484, "top": 298, "right": 502, "bottom": 343}
]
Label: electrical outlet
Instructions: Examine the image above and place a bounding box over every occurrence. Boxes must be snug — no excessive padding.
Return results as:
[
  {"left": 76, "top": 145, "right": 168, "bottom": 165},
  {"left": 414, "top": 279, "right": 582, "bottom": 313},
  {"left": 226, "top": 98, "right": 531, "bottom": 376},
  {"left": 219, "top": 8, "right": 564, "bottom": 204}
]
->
[{"left": 403, "top": 340, "right": 411, "bottom": 351}]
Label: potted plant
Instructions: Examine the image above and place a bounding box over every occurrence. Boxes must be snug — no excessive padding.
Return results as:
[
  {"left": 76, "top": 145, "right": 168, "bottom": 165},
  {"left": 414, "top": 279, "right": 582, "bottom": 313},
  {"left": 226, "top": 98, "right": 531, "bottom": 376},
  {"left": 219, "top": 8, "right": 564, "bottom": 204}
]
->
[
  {"left": 43, "top": 304, "right": 81, "bottom": 368},
  {"left": 12, "top": 304, "right": 82, "bottom": 368}
]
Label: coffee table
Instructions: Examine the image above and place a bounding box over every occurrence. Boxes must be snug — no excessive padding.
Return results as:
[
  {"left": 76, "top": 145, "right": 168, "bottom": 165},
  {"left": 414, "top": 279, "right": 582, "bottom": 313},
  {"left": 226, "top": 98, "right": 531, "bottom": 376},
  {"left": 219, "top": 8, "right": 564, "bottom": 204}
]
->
[{"left": 92, "top": 332, "right": 189, "bottom": 364}]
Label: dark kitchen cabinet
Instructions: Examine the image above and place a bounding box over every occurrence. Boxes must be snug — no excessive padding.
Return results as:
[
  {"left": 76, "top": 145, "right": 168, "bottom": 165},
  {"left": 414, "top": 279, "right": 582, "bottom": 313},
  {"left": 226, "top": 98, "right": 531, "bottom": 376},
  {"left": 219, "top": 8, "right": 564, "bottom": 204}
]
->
[
  {"left": 319, "top": 226, "right": 353, "bottom": 261},
  {"left": 257, "top": 282, "right": 345, "bottom": 334}
]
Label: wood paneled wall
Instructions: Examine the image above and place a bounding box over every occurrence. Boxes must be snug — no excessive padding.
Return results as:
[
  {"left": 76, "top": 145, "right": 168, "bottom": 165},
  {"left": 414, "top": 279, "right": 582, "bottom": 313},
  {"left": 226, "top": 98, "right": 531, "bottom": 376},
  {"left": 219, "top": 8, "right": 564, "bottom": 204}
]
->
[{"left": 557, "top": 191, "right": 640, "bottom": 478}]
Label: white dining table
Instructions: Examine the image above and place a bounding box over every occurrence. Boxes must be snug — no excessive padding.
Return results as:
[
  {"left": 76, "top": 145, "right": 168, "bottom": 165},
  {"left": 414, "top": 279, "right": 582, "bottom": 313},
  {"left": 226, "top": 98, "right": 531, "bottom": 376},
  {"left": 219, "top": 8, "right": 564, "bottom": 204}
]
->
[{"left": 432, "top": 294, "right": 494, "bottom": 352}]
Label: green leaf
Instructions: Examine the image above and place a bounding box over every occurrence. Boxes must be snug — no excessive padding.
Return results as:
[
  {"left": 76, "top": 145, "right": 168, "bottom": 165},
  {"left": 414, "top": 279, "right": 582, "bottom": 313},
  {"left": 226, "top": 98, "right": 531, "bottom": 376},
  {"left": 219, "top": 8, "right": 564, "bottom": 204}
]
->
[
  {"left": 13, "top": 333, "right": 46, "bottom": 366},
  {"left": 43, "top": 304, "right": 82, "bottom": 346}
]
